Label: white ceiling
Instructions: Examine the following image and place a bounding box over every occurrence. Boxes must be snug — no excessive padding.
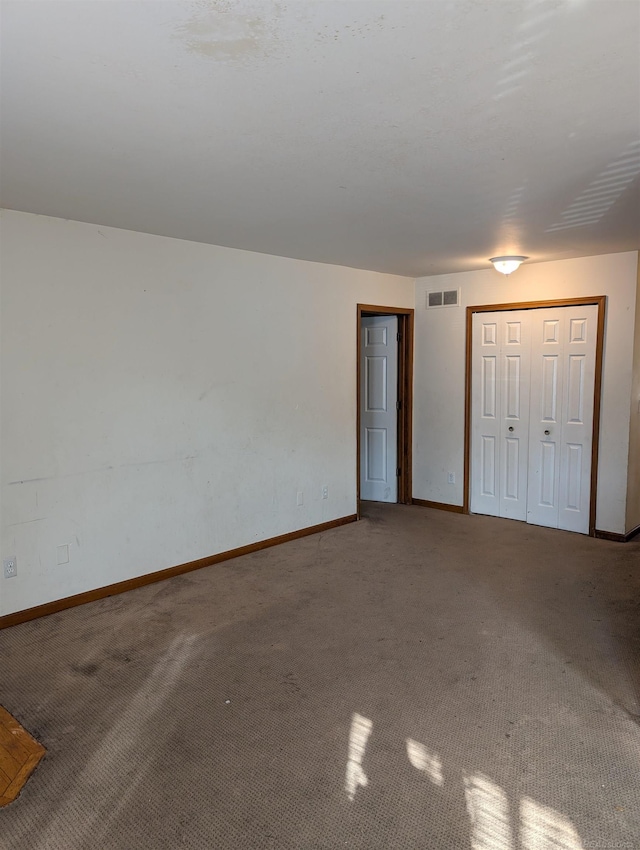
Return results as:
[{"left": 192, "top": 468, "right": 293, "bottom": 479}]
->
[{"left": 1, "top": 0, "right": 639, "bottom": 277}]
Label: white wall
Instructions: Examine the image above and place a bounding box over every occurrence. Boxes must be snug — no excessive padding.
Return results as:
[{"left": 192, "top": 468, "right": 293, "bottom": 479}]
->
[
  {"left": 626, "top": 260, "right": 640, "bottom": 534},
  {"left": 414, "top": 252, "right": 639, "bottom": 535},
  {"left": 0, "top": 210, "right": 413, "bottom": 616}
]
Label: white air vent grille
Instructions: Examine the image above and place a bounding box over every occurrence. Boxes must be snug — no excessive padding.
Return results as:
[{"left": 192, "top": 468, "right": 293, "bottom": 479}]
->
[{"left": 426, "top": 289, "right": 459, "bottom": 308}]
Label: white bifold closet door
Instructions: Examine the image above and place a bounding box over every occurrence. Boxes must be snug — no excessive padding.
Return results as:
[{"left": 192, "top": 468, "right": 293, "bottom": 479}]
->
[
  {"left": 471, "top": 305, "right": 597, "bottom": 534},
  {"left": 471, "top": 311, "right": 532, "bottom": 522}
]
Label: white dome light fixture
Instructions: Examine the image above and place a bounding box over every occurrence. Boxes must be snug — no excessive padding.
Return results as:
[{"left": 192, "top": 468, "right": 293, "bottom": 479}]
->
[{"left": 489, "top": 255, "right": 528, "bottom": 275}]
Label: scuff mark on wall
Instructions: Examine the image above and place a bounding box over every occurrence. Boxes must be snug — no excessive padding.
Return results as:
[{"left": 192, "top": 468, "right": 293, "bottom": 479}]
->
[
  {"left": 7, "top": 518, "right": 46, "bottom": 527},
  {"left": 7, "top": 454, "right": 201, "bottom": 486},
  {"left": 174, "top": 2, "right": 280, "bottom": 61}
]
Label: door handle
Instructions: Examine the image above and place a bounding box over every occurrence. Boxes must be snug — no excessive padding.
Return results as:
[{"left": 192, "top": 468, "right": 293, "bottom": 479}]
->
[
  {"left": 544, "top": 429, "right": 550, "bottom": 436},
  {"left": 508, "top": 426, "right": 514, "bottom": 432}
]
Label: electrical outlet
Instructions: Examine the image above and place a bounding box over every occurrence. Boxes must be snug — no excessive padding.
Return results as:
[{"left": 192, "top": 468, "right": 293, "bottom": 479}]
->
[
  {"left": 3, "top": 557, "right": 17, "bottom": 579},
  {"left": 57, "top": 544, "right": 70, "bottom": 565},
  {"left": 322, "top": 486, "right": 329, "bottom": 500},
  {"left": 448, "top": 472, "right": 455, "bottom": 484},
  {"left": 296, "top": 491, "right": 304, "bottom": 507}
]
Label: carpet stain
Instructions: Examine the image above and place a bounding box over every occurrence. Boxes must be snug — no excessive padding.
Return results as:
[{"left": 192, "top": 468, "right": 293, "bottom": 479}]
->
[{"left": 70, "top": 663, "right": 99, "bottom": 677}]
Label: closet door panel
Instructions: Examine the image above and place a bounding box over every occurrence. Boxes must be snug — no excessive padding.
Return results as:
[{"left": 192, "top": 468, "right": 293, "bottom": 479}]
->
[
  {"left": 499, "top": 313, "right": 530, "bottom": 521},
  {"left": 557, "top": 306, "right": 597, "bottom": 534}
]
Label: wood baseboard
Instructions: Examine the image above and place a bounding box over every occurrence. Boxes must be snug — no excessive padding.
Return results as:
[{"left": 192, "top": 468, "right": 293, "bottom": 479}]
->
[
  {"left": 0, "top": 514, "right": 358, "bottom": 631},
  {"left": 595, "top": 524, "right": 640, "bottom": 543},
  {"left": 411, "top": 498, "right": 465, "bottom": 514}
]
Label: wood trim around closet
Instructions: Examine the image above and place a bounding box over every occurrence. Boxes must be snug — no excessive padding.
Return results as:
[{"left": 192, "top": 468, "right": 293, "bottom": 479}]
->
[{"left": 463, "top": 296, "right": 606, "bottom": 536}]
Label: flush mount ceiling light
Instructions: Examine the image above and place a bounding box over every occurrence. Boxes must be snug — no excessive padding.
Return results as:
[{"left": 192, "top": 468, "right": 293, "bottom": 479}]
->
[{"left": 489, "top": 255, "right": 528, "bottom": 275}]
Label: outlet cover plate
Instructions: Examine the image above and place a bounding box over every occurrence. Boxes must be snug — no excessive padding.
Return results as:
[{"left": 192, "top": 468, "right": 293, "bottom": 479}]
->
[{"left": 4, "top": 557, "right": 17, "bottom": 579}]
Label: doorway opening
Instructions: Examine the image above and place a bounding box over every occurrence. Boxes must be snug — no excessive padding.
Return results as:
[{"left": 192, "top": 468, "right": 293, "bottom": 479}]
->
[
  {"left": 464, "top": 296, "right": 606, "bottom": 536},
  {"left": 357, "top": 304, "right": 414, "bottom": 511}
]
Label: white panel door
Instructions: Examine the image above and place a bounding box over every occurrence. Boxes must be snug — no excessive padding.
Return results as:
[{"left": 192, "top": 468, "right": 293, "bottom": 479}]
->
[
  {"left": 471, "top": 315, "right": 501, "bottom": 516},
  {"left": 558, "top": 308, "right": 597, "bottom": 532},
  {"left": 499, "top": 313, "right": 531, "bottom": 520},
  {"left": 471, "top": 312, "right": 531, "bottom": 520},
  {"left": 528, "top": 305, "right": 597, "bottom": 533},
  {"left": 527, "top": 309, "right": 565, "bottom": 529},
  {"left": 472, "top": 305, "right": 596, "bottom": 534},
  {"left": 360, "top": 315, "right": 398, "bottom": 502}
]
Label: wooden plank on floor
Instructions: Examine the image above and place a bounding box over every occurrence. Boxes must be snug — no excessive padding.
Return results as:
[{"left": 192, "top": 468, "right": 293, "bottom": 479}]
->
[
  {"left": 0, "top": 764, "right": 14, "bottom": 796},
  {"left": 0, "top": 741, "right": 21, "bottom": 780},
  {"left": 0, "top": 706, "right": 45, "bottom": 807},
  {"left": 0, "top": 720, "right": 32, "bottom": 764}
]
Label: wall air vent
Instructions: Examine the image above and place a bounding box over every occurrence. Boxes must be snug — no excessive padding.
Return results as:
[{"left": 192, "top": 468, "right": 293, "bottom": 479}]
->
[{"left": 426, "top": 289, "right": 459, "bottom": 308}]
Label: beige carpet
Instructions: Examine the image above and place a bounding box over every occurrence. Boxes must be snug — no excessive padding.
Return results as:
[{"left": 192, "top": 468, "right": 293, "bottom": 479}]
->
[{"left": 1, "top": 503, "right": 639, "bottom": 849}]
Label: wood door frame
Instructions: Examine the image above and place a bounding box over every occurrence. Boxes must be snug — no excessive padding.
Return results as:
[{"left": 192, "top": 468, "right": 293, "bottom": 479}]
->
[
  {"left": 464, "top": 295, "right": 606, "bottom": 536},
  {"left": 357, "top": 304, "right": 414, "bottom": 511}
]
